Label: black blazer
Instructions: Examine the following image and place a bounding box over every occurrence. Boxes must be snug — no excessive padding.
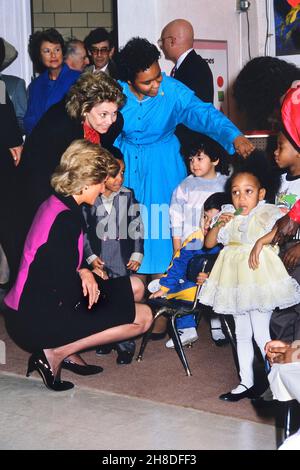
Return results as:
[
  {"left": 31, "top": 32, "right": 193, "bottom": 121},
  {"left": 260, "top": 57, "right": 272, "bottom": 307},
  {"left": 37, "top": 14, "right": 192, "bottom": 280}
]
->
[
  {"left": 174, "top": 50, "right": 214, "bottom": 150},
  {"left": 18, "top": 98, "right": 123, "bottom": 244},
  {"left": 174, "top": 49, "right": 213, "bottom": 103}
]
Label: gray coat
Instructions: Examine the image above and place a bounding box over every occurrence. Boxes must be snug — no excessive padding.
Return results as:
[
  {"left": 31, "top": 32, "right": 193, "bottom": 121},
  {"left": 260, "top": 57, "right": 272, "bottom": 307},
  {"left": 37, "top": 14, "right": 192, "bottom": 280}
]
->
[{"left": 0, "top": 73, "right": 27, "bottom": 133}]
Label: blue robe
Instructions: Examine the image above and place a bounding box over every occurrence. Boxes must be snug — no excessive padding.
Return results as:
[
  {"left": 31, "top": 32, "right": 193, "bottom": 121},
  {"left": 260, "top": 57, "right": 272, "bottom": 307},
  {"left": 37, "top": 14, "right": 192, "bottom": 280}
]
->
[{"left": 116, "top": 73, "right": 241, "bottom": 274}]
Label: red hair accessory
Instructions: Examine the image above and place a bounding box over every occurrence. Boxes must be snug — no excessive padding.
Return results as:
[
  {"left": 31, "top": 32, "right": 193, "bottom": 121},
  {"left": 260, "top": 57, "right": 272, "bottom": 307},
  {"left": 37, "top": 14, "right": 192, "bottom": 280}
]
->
[{"left": 281, "top": 83, "right": 300, "bottom": 152}]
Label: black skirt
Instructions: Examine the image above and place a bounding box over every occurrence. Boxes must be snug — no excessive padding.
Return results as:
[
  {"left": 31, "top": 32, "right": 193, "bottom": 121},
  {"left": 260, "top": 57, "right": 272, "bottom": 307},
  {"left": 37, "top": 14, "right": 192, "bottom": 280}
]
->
[{"left": 4, "top": 276, "right": 135, "bottom": 352}]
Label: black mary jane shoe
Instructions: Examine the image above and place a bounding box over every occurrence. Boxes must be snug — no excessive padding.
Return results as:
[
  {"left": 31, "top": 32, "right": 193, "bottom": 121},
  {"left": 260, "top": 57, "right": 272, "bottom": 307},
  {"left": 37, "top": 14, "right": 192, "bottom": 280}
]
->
[
  {"left": 219, "top": 385, "right": 256, "bottom": 402},
  {"left": 26, "top": 351, "right": 74, "bottom": 391},
  {"left": 62, "top": 359, "right": 103, "bottom": 376}
]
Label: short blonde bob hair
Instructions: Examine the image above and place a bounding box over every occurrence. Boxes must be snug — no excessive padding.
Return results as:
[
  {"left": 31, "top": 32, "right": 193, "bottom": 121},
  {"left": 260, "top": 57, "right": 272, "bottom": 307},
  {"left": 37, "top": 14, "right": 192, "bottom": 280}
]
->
[
  {"left": 51, "top": 139, "right": 119, "bottom": 196},
  {"left": 66, "top": 71, "right": 125, "bottom": 120}
]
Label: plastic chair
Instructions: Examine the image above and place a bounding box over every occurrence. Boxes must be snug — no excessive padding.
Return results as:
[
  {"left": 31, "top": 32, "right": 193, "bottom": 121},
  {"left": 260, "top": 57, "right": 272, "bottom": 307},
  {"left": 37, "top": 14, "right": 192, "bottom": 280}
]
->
[{"left": 137, "top": 256, "right": 236, "bottom": 376}]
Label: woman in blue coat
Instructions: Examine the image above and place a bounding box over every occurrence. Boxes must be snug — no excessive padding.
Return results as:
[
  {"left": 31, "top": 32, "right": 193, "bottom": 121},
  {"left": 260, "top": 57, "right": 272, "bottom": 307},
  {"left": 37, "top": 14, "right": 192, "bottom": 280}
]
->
[
  {"left": 115, "top": 38, "right": 253, "bottom": 279},
  {"left": 24, "top": 28, "right": 80, "bottom": 135}
]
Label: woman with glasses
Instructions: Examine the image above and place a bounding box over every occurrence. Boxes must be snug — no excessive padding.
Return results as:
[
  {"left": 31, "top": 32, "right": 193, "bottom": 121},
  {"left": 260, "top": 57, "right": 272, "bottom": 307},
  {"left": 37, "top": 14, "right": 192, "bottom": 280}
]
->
[
  {"left": 84, "top": 27, "right": 118, "bottom": 78},
  {"left": 24, "top": 28, "right": 80, "bottom": 135},
  {"left": 115, "top": 37, "right": 254, "bottom": 282}
]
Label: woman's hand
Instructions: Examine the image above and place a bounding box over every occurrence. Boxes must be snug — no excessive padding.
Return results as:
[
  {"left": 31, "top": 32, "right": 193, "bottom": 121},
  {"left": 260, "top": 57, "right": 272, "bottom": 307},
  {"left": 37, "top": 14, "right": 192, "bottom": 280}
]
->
[
  {"left": 249, "top": 240, "right": 263, "bottom": 270},
  {"left": 127, "top": 260, "right": 141, "bottom": 272},
  {"left": 196, "top": 272, "right": 208, "bottom": 285},
  {"left": 9, "top": 145, "right": 23, "bottom": 166},
  {"left": 78, "top": 268, "right": 100, "bottom": 309},
  {"left": 282, "top": 243, "right": 300, "bottom": 271},
  {"left": 272, "top": 214, "right": 299, "bottom": 245},
  {"left": 233, "top": 135, "right": 255, "bottom": 159},
  {"left": 91, "top": 257, "right": 108, "bottom": 280},
  {"left": 149, "top": 289, "right": 165, "bottom": 299}
]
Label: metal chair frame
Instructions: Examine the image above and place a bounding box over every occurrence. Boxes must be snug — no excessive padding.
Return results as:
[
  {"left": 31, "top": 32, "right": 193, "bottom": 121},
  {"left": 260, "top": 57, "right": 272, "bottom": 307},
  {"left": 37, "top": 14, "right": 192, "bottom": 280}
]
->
[{"left": 137, "top": 262, "right": 237, "bottom": 376}]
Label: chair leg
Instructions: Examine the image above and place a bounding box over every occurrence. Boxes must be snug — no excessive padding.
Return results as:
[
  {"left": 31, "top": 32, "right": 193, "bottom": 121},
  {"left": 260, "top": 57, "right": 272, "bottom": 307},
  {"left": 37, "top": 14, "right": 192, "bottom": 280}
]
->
[
  {"left": 136, "top": 310, "right": 167, "bottom": 362},
  {"left": 220, "top": 315, "right": 240, "bottom": 378},
  {"left": 221, "top": 316, "right": 236, "bottom": 352},
  {"left": 170, "top": 314, "right": 192, "bottom": 376},
  {"left": 284, "top": 401, "right": 294, "bottom": 440}
]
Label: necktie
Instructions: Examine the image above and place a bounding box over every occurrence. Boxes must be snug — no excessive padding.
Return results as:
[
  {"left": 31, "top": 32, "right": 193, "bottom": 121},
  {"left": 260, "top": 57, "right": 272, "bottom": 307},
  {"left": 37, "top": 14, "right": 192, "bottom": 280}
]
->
[{"left": 170, "top": 65, "right": 177, "bottom": 77}]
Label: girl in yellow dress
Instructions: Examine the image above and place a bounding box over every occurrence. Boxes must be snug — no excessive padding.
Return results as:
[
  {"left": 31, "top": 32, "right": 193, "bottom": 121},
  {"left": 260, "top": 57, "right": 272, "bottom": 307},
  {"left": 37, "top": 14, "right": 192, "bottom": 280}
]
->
[{"left": 200, "top": 156, "right": 300, "bottom": 401}]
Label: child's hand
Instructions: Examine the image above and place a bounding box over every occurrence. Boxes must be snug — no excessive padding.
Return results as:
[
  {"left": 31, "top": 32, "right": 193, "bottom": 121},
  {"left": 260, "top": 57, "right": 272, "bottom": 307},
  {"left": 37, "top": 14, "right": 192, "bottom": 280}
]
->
[
  {"left": 196, "top": 272, "right": 208, "bottom": 285},
  {"left": 149, "top": 289, "right": 165, "bottom": 299},
  {"left": 91, "top": 257, "right": 108, "bottom": 280},
  {"left": 127, "top": 260, "right": 141, "bottom": 272},
  {"left": 214, "top": 212, "right": 234, "bottom": 228},
  {"left": 91, "top": 257, "right": 105, "bottom": 270},
  {"left": 282, "top": 243, "right": 300, "bottom": 271},
  {"left": 248, "top": 241, "right": 263, "bottom": 270}
]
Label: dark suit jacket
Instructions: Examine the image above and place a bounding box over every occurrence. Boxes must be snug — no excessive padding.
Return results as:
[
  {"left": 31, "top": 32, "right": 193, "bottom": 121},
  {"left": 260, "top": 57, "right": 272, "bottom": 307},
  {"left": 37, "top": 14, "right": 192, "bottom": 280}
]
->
[
  {"left": 0, "top": 90, "right": 23, "bottom": 280},
  {"left": 85, "top": 60, "right": 118, "bottom": 79},
  {"left": 174, "top": 49, "right": 213, "bottom": 102},
  {"left": 174, "top": 50, "right": 214, "bottom": 150}
]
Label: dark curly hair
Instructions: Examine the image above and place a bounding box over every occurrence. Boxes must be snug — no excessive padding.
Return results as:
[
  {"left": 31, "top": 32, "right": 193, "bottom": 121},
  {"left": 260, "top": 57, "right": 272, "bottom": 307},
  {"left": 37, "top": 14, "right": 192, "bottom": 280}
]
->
[
  {"left": 84, "top": 27, "right": 113, "bottom": 51},
  {"left": 116, "top": 37, "right": 160, "bottom": 83},
  {"left": 233, "top": 56, "right": 300, "bottom": 130},
  {"left": 225, "top": 150, "right": 281, "bottom": 203},
  {"left": 204, "top": 192, "right": 231, "bottom": 212},
  {"left": 28, "top": 28, "right": 65, "bottom": 73},
  {"left": 180, "top": 134, "right": 230, "bottom": 175}
]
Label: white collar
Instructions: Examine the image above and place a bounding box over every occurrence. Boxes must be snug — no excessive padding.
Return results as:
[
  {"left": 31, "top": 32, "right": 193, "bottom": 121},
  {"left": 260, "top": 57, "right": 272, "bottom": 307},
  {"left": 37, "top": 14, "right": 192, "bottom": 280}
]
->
[
  {"left": 93, "top": 63, "right": 109, "bottom": 73},
  {"left": 176, "top": 49, "right": 193, "bottom": 70}
]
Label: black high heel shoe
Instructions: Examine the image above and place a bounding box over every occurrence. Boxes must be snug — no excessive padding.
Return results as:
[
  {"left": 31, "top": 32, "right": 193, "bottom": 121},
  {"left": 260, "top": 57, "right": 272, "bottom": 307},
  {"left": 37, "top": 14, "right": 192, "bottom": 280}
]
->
[
  {"left": 26, "top": 351, "right": 74, "bottom": 391},
  {"left": 62, "top": 359, "right": 103, "bottom": 375}
]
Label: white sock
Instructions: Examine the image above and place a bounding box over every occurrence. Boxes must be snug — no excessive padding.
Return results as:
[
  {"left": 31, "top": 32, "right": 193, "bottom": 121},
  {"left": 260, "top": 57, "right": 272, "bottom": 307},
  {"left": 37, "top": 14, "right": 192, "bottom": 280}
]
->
[
  {"left": 231, "top": 384, "right": 253, "bottom": 394},
  {"left": 210, "top": 316, "right": 226, "bottom": 340}
]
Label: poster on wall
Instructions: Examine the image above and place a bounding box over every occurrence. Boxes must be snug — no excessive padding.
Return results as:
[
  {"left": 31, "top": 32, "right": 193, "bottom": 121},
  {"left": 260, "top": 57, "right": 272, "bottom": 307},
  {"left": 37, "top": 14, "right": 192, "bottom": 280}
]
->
[
  {"left": 274, "top": 0, "right": 300, "bottom": 56},
  {"left": 269, "top": 0, "right": 300, "bottom": 66},
  {"left": 193, "top": 39, "right": 228, "bottom": 114}
]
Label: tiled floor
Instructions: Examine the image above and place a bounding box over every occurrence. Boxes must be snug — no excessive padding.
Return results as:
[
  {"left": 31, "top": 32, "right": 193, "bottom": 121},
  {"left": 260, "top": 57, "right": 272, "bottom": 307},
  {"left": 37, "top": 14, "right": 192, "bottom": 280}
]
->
[{"left": 0, "top": 372, "right": 277, "bottom": 450}]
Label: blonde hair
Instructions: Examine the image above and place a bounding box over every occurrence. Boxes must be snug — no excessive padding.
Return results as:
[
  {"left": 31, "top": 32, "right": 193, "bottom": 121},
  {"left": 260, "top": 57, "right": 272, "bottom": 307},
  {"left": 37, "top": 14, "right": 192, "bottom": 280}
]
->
[
  {"left": 51, "top": 139, "right": 119, "bottom": 196},
  {"left": 66, "top": 71, "right": 125, "bottom": 120}
]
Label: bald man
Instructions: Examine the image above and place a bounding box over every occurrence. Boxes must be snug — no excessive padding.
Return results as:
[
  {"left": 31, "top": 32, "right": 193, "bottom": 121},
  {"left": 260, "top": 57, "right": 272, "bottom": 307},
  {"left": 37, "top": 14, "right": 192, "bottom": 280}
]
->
[
  {"left": 159, "top": 19, "right": 214, "bottom": 151},
  {"left": 160, "top": 19, "right": 213, "bottom": 101}
]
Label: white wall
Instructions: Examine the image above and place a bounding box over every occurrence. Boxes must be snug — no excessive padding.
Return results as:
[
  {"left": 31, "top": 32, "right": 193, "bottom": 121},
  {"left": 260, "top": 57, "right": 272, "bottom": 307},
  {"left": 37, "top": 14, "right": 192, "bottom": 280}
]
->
[
  {"left": 117, "top": 0, "right": 270, "bottom": 124},
  {"left": 0, "top": 0, "right": 32, "bottom": 86}
]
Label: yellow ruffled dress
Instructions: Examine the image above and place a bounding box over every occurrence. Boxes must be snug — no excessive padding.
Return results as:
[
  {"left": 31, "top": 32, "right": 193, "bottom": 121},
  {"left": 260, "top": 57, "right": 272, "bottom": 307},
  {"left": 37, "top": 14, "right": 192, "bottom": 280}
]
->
[{"left": 200, "top": 202, "right": 300, "bottom": 315}]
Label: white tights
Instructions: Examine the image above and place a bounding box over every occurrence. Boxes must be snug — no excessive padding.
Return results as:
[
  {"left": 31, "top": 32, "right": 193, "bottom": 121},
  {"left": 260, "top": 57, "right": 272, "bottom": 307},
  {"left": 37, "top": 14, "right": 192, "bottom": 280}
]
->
[{"left": 232, "top": 310, "right": 272, "bottom": 392}]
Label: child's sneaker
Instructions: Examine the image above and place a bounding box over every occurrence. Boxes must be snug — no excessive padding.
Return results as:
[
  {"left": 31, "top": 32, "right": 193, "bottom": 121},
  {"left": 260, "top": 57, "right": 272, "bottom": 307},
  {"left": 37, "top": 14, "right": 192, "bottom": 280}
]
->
[
  {"left": 148, "top": 279, "right": 162, "bottom": 293},
  {"left": 165, "top": 327, "right": 198, "bottom": 348}
]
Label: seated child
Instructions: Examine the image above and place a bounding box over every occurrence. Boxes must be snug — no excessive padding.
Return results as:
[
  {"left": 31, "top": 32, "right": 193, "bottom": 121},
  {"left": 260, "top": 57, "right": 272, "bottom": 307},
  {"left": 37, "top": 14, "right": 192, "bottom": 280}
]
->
[
  {"left": 170, "top": 135, "right": 230, "bottom": 253},
  {"left": 200, "top": 151, "right": 300, "bottom": 402},
  {"left": 149, "top": 192, "right": 230, "bottom": 348},
  {"left": 83, "top": 146, "right": 144, "bottom": 364},
  {"left": 271, "top": 89, "right": 300, "bottom": 343}
]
